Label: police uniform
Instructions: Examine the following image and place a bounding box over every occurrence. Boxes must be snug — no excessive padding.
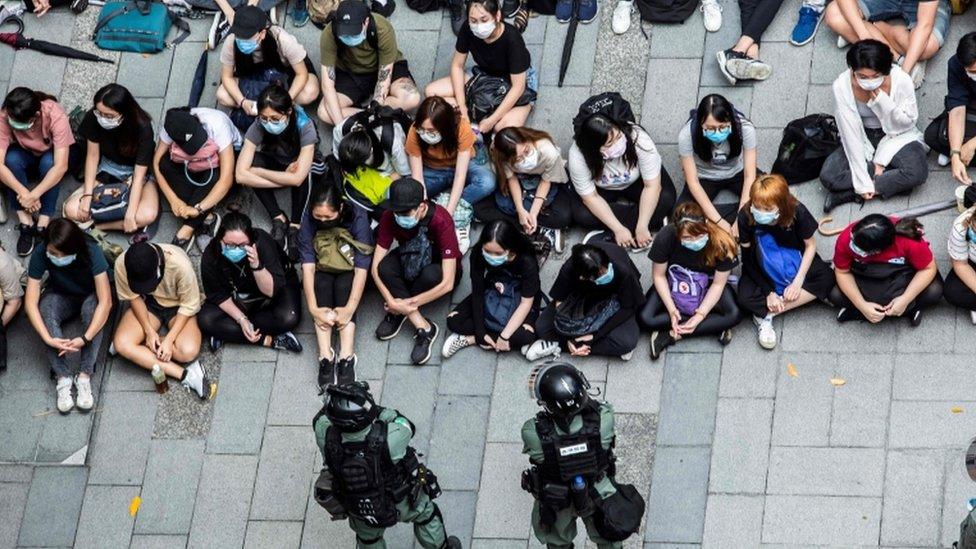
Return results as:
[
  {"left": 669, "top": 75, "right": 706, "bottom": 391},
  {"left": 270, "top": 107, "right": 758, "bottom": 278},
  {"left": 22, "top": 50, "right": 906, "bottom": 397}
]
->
[{"left": 521, "top": 400, "right": 622, "bottom": 549}]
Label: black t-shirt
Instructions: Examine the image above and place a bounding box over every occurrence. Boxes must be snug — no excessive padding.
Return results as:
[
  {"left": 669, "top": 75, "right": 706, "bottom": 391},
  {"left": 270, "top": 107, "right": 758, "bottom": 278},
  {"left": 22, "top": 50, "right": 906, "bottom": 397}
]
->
[
  {"left": 201, "top": 229, "right": 290, "bottom": 305},
  {"left": 649, "top": 224, "right": 736, "bottom": 276},
  {"left": 455, "top": 22, "right": 531, "bottom": 78},
  {"left": 78, "top": 110, "right": 155, "bottom": 168},
  {"left": 27, "top": 239, "right": 109, "bottom": 298},
  {"left": 736, "top": 202, "right": 818, "bottom": 251}
]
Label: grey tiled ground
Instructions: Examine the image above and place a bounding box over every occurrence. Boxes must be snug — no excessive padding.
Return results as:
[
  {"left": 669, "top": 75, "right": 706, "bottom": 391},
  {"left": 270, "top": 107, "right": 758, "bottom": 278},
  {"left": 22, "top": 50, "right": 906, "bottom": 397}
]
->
[{"left": 2, "top": 0, "right": 976, "bottom": 547}]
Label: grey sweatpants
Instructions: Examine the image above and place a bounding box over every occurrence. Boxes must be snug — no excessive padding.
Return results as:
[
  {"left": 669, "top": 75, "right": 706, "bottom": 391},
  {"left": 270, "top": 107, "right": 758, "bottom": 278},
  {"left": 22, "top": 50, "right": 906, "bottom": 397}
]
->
[
  {"left": 819, "top": 141, "right": 928, "bottom": 198},
  {"left": 40, "top": 292, "right": 102, "bottom": 378}
]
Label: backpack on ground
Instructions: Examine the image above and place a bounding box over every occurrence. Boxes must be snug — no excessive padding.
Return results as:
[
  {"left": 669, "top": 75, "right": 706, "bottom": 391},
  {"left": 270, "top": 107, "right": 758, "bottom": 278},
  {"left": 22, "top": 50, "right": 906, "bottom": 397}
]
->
[
  {"left": 771, "top": 113, "right": 841, "bottom": 185},
  {"left": 572, "top": 92, "right": 636, "bottom": 140},
  {"left": 635, "top": 0, "right": 697, "bottom": 24},
  {"left": 93, "top": 0, "right": 190, "bottom": 53}
]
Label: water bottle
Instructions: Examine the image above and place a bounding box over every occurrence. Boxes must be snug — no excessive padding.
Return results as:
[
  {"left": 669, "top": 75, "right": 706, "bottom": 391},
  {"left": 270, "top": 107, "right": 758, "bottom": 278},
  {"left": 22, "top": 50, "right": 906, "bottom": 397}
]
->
[
  {"left": 571, "top": 475, "right": 594, "bottom": 518},
  {"left": 151, "top": 364, "right": 168, "bottom": 394}
]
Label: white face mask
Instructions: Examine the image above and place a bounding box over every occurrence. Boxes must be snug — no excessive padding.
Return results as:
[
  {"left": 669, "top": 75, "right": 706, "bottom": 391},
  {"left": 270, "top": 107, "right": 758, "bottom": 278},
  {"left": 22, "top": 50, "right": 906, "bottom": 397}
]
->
[
  {"left": 967, "top": 71, "right": 976, "bottom": 82},
  {"left": 470, "top": 20, "right": 496, "bottom": 40},
  {"left": 856, "top": 75, "right": 884, "bottom": 91},
  {"left": 95, "top": 112, "right": 122, "bottom": 130},
  {"left": 514, "top": 147, "right": 539, "bottom": 171},
  {"left": 419, "top": 130, "right": 442, "bottom": 145}
]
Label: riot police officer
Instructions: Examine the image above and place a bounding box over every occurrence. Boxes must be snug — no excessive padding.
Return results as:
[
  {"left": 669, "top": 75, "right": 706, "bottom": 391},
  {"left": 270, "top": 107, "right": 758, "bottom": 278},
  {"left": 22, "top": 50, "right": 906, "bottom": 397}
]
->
[
  {"left": 521, "top": 362, "right": 643, "bottom": 549},
  {"left": 313, "top": 382, "right": 462, "bottom": 549}
]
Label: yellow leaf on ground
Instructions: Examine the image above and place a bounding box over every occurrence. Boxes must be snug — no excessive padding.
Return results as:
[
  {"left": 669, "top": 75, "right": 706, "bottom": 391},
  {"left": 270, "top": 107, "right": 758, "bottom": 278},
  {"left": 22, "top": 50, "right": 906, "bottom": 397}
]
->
[
  {"left": 952, "top": 406, "right": 965, "bottom": 414},
  {"left": 786, "top": 363, "right": 798, "bottom": 378},
  {"left": 830, "top": 378, "right": 846, "bottom": 386},
  {"left": 129, "top": 496, "right": 141, "bottom": 517}
]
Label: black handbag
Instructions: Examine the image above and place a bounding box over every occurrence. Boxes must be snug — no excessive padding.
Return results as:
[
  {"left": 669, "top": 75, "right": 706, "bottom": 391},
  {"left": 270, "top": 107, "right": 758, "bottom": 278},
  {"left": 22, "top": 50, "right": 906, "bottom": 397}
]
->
[
  {"left": 553, "top": 294, "right": 620, "bottom": 337},
  {"left": 771, "top": 113, "right": 841, "bottom": 185},
  {"left": 89, "top": 174, "right": 131, "bottom": 223},
  {"left": 592, "top": 480, "right": 646, "bottom": 542},
  {"left": 464, "top": 70, "right": 537, "bottom": 123}
]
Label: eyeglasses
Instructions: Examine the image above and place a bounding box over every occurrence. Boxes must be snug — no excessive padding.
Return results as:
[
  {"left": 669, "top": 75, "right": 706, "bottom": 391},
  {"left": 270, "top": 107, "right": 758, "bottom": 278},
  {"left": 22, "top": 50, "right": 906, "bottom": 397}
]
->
[{"left": 221, "top": 242, "right": 250, "bottom": 250}]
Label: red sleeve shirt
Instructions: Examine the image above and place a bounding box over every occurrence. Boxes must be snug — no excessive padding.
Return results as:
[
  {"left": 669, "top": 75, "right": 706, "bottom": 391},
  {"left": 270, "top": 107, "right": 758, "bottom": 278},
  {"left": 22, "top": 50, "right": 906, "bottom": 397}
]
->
[
  {"left": 375, "top": 203, "right": 460, "bottom": 261},
  {"left": 833, "top": 221, "right": 934, "bottom": 271}
]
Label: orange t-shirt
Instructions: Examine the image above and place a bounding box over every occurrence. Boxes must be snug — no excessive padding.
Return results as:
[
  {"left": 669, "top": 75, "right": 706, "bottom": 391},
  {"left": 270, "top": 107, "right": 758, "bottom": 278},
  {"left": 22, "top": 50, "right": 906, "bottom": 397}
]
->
[
  {"left": 404, "top": 123, "right": 476, "bottom": 170},
  {"left": 0, "top": 99, "right": 75, "bottom": 155}
]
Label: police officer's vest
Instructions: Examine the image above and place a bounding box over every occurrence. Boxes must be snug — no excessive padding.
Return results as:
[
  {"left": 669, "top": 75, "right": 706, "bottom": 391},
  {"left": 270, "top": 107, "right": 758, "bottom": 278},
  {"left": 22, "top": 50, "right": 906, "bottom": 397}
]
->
[
  {"left": 323, "top": 416, "right": 419, "bottom": 527},
  {"left": 534, "top": 401, "right": 615, "bottom": 484}
]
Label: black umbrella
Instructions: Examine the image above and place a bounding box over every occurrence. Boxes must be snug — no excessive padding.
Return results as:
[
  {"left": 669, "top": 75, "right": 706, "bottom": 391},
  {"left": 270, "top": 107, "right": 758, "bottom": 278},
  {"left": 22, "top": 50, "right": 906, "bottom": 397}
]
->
[
  {"left": 818, "top": 199, "right": 957, "bottom": 236},
  {"left": 557, "top": 0, "right": 581, "bottom": 87},
  {"left": 188, "top": 49, "right": 209, "bottom": 108},
  {"left": 0, "top": 7, "right": 112, "bottom": 63}
]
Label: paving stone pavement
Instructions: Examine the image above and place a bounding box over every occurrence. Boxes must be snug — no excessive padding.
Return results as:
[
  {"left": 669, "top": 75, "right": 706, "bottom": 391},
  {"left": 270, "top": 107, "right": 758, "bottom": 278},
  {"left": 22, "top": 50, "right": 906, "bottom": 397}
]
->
[{"left": 2, "top": 0, "right": 976, "bottom": 547}]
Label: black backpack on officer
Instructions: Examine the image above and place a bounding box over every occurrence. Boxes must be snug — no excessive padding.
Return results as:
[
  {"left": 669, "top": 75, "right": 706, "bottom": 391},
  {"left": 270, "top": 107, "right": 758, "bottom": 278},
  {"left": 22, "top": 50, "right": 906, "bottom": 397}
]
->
[
  {"left": 635, "top": 0, "right": 697, "bottom": 23},
  {"left": 771, "top": 113, "right": 841, "bottom": 185},
  {"left": 573, "top": 92, "right": 636, "bottom": 141}
]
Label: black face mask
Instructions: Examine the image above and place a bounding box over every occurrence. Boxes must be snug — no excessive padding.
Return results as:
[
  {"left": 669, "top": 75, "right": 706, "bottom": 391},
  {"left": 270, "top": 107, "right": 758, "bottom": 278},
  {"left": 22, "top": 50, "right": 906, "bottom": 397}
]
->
[{"left": 314, "top": 215, "right": 342, "bottom": 231}]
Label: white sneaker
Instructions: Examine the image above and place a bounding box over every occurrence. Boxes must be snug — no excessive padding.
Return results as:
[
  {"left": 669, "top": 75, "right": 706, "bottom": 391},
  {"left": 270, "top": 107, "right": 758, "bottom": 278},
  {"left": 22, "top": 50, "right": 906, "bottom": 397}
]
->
[
  {"left": 552, "top": 228, "right": 564, "bottom": 254},
  {"left": 754, "top": 315, "right": 777, "bottom": 350},
  {"left": 938, "top": 153, "right": 951, "bottom": 167},
  {"left": 700, "top": 0, "right": 722, "bottom": 32},
  {"left": 441, "top": 332, "right": 473, "bottom": 358},
  {"left": 909, "top": 59, "right": 926, "bottom": 89},
  {"left": 180, "top": 360, "right": 214, "bottom": 400},
  {"left": 74, "top": 375, "right": 94, "bottom": 411},
  {"left": 582, "top": 229, "right": 606, "bottom": 245},
  {"left": 523, "top": 340, "right": 561, "bottom": 361},
  {"left": 56, "top": 377, "right": 74, "bottom": 413},
  {"left": 620, "top": 351, "right": 633, "bottom": 361},
  {"left": 456, "top": 227, "right": 471, "bottom": 256},
  {"left": 836, "top": 35, "right": 849, "bottom": 48},
  {"left": 207, "top": 12, "right": 230, "bottom": 51},
  {"left": 612, "top": 0, "right": 633, "bottom": 34},
  {"left": 970, "top": 310, "right": 976, "bottom": 325},
  {"left": 108, "top": 341, "right": 117, "bottom": 356}
]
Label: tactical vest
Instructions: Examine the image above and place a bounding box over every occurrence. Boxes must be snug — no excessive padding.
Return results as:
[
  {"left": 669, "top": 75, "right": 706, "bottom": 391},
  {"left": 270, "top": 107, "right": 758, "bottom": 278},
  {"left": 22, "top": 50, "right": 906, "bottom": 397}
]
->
[
  {"left": 534, "top": 401, "right": 614, "bottom": 484},
  {"left": 323, "top": 417, "right": 418, "bottom": 527}
]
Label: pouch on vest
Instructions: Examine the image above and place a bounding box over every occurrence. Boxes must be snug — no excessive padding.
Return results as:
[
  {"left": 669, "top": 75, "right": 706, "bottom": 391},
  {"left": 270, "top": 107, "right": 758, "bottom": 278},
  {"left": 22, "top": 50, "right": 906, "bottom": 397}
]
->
[{"left": 313, "top": 467, "right": 348, "bottom": 519}]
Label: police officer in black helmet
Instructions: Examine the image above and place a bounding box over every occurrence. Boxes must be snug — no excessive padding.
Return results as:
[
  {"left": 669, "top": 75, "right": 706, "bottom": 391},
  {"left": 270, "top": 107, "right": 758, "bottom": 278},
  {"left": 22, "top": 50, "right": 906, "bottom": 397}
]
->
[{"left": 312, "top": 382, "right": 462, "bottom": 549}]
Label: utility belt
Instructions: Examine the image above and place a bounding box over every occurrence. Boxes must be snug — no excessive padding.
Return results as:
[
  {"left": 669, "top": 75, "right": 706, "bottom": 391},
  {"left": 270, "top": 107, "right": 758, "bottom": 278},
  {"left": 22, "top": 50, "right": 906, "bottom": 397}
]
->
[{"left": 522, "top": 466, "right": 601, "bottom": 526}]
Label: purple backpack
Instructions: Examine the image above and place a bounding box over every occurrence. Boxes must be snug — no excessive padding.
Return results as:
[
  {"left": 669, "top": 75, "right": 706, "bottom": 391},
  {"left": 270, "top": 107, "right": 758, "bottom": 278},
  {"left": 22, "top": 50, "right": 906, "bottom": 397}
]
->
[{"left": 668, "top": 265, "right": 709, "bottom": 317}]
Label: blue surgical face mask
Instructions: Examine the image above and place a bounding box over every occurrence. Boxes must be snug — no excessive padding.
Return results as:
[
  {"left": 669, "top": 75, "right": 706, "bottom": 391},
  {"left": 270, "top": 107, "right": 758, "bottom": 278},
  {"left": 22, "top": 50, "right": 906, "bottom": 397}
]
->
[
  {"left": 482, "top": 250, "right": 508, "bottom": 266},
  {"left": 338, "top": 31, "right": 367, "bottom": 47},
  {"left": 260, "top": 117, "right": 289, "bottom": 135},
  {"left": 593, "top": 263, "right": 614, "bottom": 285},
  {"left": 235, "top": 38, "right": 259, "bottom": 54},
  {"left": 395, "top": 213, "right": 419, "bottom": 229},
  {"left": 703, "top": 126, "right": 732, "bottom": 144},
  {"left": 968, "top": 227, "right": 976, "bottom": 244},
  {"left": 47, "top": 252, "right": 76, "bottom": 267},
  {"left": 849, "top": 239, "right": 872, "bottom": 257},
  {"left": 8, "top": 118, "right": 33, "bottom": 131},
  {"left": 750, "top": 206, "right": 780, "bottom": 225},
  {"left": 682, "top": 235, "right": 709, "bottom": 252},
  {"left": 222, "top": 245, "right": 247, "bottom": 263}
]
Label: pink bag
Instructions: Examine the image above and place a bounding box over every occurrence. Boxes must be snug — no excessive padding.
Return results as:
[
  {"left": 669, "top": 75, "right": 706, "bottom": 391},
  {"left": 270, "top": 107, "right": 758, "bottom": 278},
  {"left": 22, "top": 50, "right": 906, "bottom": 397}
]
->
[{"left": 170, "top": 138, "right": 219, "bottom": 173}]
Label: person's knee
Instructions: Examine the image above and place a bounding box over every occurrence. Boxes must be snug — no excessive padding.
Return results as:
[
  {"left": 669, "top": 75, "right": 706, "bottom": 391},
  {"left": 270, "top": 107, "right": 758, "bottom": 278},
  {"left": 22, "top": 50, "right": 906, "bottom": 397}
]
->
[
  {"left": 824, "top": 2, "right": 845, "bottom": 30},
  {"left": 215, "top": 85, "right": 234, "bottom": 107},
  {"left": 272, "top": 306, "right": 301, "bottom": 331},
  {"left": 296, "top": 82, "right": 319, "bottom": 106},
  {"left": 112, "top": 329, "right": 139, "bottom": 357},
  {"left": 173, "top": 337, "right": 201, "bottom": 362},
  {"left": 317, "top": 101, "right": 335, "bottom": 125}
]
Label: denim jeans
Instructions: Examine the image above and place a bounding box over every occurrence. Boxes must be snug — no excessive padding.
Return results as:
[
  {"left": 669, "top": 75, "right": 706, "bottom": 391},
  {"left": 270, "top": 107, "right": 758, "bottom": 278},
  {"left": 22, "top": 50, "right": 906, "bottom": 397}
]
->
[
  {"left": 40, "top": 291, "right": 102, "bottom": 377},
  {"left": 5, "top": 146, "right": 60, "bottom": 217},
  {"left": 422, "top": 160, "right": 497, "bottom": 206}
]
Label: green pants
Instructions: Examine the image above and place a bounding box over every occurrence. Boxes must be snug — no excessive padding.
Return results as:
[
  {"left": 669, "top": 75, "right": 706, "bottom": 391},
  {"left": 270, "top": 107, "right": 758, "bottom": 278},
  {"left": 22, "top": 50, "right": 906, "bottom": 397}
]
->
[
  {"left": 348, "top": 492, "right": 446, "bottom": 549},
  {"left": 531, "top": 501, "right": 622, "bottom": 549}
]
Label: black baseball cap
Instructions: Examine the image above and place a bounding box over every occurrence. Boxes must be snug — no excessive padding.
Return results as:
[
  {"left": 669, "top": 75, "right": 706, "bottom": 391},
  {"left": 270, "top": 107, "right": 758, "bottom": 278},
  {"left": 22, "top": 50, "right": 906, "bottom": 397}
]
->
[
  {"left": 163, "top": 109, "right": 207, "bottom": 155},
  {"left": 230, "top": 5, "right": 269, "bottom": 38},
  {"left": 125, "top": 242, "right": 165, "bottom": 295},
  {"left": 388, "top": 177, "right": 425, "bottom": 213},
  {"left": 335, "top": 0, "right": 369, "bottom": 37}
]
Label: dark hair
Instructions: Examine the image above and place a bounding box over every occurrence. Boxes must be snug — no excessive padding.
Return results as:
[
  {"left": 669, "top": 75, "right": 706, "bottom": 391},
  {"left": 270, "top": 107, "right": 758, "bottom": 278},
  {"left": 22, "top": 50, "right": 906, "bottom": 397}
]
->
[
  {"left": 414, "top": 97, "right": 459, "bottom": 157},
  {"left": 569, "top": 243, "right": 610, "bottom": 282},
  {"left": 491, "top": 126, "right": 556, "bottom": 195},
  {"left": 476, "top": 219, "right": 535, "bottom": 259},
  {"left": 3, "top": 87, "right": 56, "bottom": 125},
  {"left": 466, "top": 0, "right": 501, "bottom": 17},
  {"left": 959, "top": 32, "right": 976, "bottom": 67},
  {"left": 45, "top": 218, "right": 92, "bottom": 266},
  {"left": 574, "top": 114, "right": 640, "bottom": 182},
  {"left": 215, "top": 211, "right": 256, "bottom": 243},
  {"left": 691, "top": 94, "right": 743, "bottom": 163},
  {"left": 257, "top": 83, "right": 304, "bottom": 160},
  {"left": 851, "top": 214, "right": 924, "bottom": 253},
  {"left": 846, "top": 39, "right": 894, "bottom": 75},
  {"left": 93, "top": 83, "right": 152, "bottom": 160},
  {"left": 232, "top": 25, "right": 288, "bottom": 77},
  {"left": 308, "top": 177, "right": 351, "bottom": 224},
  {"left": 338, "top": 129, "right": 382, "bottom": 173}
]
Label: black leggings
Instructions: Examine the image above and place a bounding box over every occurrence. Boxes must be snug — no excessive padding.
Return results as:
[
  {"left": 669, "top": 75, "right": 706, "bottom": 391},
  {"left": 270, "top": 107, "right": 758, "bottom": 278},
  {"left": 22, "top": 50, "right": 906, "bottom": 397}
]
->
[
  {"left": 473, "top": 186, "right": 574, "bottom": 230},
  {"left": 158, "top": 156, "right": 220, "bottom": 232},
  {"left": 639, "top": 286, "right": 743, "bottom": 336},
  {"left": 739, "top": 0, "right": 786, "bottom": 44},
  {"left": 377, "top": 249, "right": 460, "bottom": 300},
  {"left": 674, "top": 170, "right": 748, "bottom": 224},
  {"left": 251, "top": 152, "right": 312, "bottom": 223},
  {"left": 314, "top": 270, "right": 356, "bottom": 321},
  {"left": 446, "top": 295, "right": 538, "bottom": 349},
  {"left": 828, "top": 272, "right": 944, "bottom": 319},
  {"left": 534, "top": 304, "right": 640, "bottom": 357},
  {"left": 570, "top": 168, "right": 677, "bottom": 232},
  {"left": 198, "top": 283, "right": 303, "bottom": 343}
]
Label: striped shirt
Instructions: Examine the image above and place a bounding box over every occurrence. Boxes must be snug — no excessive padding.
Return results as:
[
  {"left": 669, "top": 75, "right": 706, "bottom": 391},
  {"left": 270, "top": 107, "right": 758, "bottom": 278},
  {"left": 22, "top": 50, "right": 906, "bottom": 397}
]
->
[{"left": 948, "top": 208, "right": 976, "bottom": 264}]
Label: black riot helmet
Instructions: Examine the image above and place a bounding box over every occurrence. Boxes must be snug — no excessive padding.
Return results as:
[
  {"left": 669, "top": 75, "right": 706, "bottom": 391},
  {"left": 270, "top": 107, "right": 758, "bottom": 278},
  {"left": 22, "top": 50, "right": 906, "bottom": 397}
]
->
[
  {"left": 324, "top": 382, "right": 380, "bottom": 432},
  {"left": 530, "top": 362, "right": 591, "bottom": 429}
]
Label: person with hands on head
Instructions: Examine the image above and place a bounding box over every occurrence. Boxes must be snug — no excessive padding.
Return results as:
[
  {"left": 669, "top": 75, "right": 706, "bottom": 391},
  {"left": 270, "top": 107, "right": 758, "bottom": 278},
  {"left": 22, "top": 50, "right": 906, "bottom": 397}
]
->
[
  {"left": 371, "top": 177, "right": 461, "bottom": 366},
  {"left": 298, "top": 179, "right": 374, "bottom": 389},
  {"left": 112, "top": 242, "right": 216, "bottom": 401},
  {"left": 734, "top": 175, "right": 836, "bottom": 350},
  {"left": 831, "top": 214, "right": 942, "bottom": 326},
  {"left": 317, "top": 0, "right": 420, "bottom": 126},
  {"left": 641, "top": 202, "right": 742, "bottom": 360},
  {"left": 198, "top": 211, "right": 303, "bottom": 354},
  {"left": 820, "top": 39, "right": 927, "bottom": 213},
  {"left": 0, "top": 245, "right": 25, "bottom": 374},
  {"left": 63, "top": 84, "right": 159, "bottom": 243},
  {"left": 924, "top": 32, "right": 976, "bottom": 188},
  {"left": 674, "top": 93, "right": 758, "bottom": 238},
  {"left": 425, "top": 0, "right": 536, "bottom": 133},
  {"left": 23, "top": 219, "right": 112, "bottom": 414},
  {"left": 442, "top": 219, "right": 543, "bottom": 360}
]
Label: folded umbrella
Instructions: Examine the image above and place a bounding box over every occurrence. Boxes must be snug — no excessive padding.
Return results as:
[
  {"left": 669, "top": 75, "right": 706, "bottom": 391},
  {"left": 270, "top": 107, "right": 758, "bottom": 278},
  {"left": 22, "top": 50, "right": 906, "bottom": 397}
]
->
[
  {"left": 188, "top": 49, "right": 209, "bottom": 108},
  {"left": 0, "top": 6, "right": 112, "bottom": 63},
  {"left": 557, "top": 0, "right": 581, "bottom": 87}
]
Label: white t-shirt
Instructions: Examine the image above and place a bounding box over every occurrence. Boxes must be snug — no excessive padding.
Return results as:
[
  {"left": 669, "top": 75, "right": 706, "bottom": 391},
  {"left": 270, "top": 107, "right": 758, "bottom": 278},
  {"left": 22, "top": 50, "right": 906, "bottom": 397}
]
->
[
  {"left": 331, "top": 116, "right": 410, "bottom": 177},
  {"left": 159, "top": 108, "right": 243, "bottom": 153},
  {"left": 949, "top": 207, "right": 976, "bottom": 264},
  {"left": 567, "top": 127, "right": 662, "bottom": 196},
  {"left": 677, "top": 116, "right": 757, "bottom": 181}
]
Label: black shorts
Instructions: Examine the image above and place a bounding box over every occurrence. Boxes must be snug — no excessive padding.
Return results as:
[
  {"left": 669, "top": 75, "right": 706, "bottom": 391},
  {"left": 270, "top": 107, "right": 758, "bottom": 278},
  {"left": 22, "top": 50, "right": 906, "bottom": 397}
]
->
[
  {"left": 334, "top": 59, "right": 413, "bottom": 107},
  {"left": 145, "top": 295, "right": 181, "bottom": 327}
]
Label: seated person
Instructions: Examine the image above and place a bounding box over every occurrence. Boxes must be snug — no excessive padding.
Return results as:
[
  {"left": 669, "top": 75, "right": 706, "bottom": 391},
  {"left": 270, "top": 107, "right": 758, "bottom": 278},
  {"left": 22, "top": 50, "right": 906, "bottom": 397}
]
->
[
  {"left": 235, "top": 84, "right": 318, "bottom": 260},
  {"left": 642, "top": 202, "right": 742, "bottom": 360},
  {"left": 425, "top": 0, "right": 536, "bottom": 133},
  {"left": 831, "top": 213, "right": 942, "bottom": 326},
  {"left": 714, "top": 0, "right": 785, "bottom": 85},
  {"left": 945, "top": 205, "right": 976, "bottom": 323},
  {"left": 820, "top": 40, "right": 927, "bottom": 212},
  {"left": 215, "top": 6, "right": 319, "bottom": 119},
  {"left": 442, "top": 219, "right": 542, "bottom": 359},
  {"left": 532, "top": 240, "right": 644, "bottom": 361},
  {"left": 113, "top": 242, "right": 215, "bottom": 400},
  {"left": 924, "top": 32, "right": 976, "bottom": 185},
  {"left": 297, "top": 179, "right": 374, "bottom": 389},
  {"left": 63, "top": 84, "right": 159, "bottom": 243},
  {"left": 317, "top": 0, "right": 420, "bottom": 125},
  {"left": 824, "top": 0, "right": 949, "bottom": 87},
  {"left": 0, "top": 87, "right": 77, "bottom": 256},
  {"left": 23, "top": 219, "right": 111, "bottom": 413},
  {"left": 371, "top": 177, "right": 460, "bottom": 366},
  {"left": 569, "top": 112, "right": 676, "bottom": 250},
  {"left": 335, "top": 125, "right": 404, "bottom": 220},
  {"left": 0, "top": 244, "right": 24, "bottom": 372},
  {"left": 154, "top": 107, "right": 239, "bottom": 252},
  {"left": 198, "top": 211, "right": 302, "bottom": 353},
  {"left": 675, "top": 93, "right": 758, "bottom": 236},
  {"left": 735, "top": 175, "right": 835, "bottom": 350}
]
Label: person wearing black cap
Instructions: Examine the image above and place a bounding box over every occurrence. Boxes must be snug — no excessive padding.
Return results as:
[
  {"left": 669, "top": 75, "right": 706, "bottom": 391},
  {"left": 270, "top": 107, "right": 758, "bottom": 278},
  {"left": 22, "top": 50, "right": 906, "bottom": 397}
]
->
[
  {"left": 370, "top": 177, "right": 460, "bottom": 365},
  {"left": 215, "top": 5, "right": 319, "bottom": 119},
  {"left": 153, "top": 107, "right": 240, "bottom": 252},
  {"left": 317, "top": 0, "right": 420, "bottom": 126},
  {"left": 112, "top": 241, "right": 215, "bottom": 401}
]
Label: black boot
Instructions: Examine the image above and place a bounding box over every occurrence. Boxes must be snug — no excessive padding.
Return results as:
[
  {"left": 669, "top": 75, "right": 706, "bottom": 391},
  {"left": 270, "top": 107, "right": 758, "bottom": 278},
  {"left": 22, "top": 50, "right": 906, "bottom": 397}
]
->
[
  {"left": 823, "top": 189, "right": 862, "bottom": 213},
  {"left": 442, "top": 536, "right": 462, "bottom": 549}
]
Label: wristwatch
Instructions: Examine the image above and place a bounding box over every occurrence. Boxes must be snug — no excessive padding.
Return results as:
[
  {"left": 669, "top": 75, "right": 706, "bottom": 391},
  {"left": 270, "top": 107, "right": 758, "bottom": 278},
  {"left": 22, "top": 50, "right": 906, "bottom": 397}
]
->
[
  {"left": 80, "top": 334, "right": 91, "bottom": 346},
  {"left": 193, "top": 203, "right": 204, "bottom": 214}
]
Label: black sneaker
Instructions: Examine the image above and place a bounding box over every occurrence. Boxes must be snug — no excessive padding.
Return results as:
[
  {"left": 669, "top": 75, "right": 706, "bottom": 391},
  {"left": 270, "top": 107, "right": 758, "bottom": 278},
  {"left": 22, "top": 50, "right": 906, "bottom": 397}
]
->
[
  {"left": 718, "top": 329, "right": 733, "bottom": 346},
  {"left": 271, "top": 218, "right": 288, "bottom": 250},
  {"left": 286, "top": 225, "right": 300, "bottom": 263},
  {"left": 836, "top": 307, "right": 859, "bottom": 323},
  {"left": 823, "top": 190, "right": 862, "bottom": 213},
  {"left": 15, "top": 223, "right": 34, "bottom": 256},
  {"left": 171, "top": 233, "right": 195, "bottom": 252},
  {"left": 502, "top": 0, "right": 522, "bottom": 17},
  {"left": 447, "top": 0, "right": 465, "bottom": 34},
  {"left": 336, "top": 354, "right": 357, "bottom": 385},
  {"left": 271, "top": 331, "right": 303, "bottom": 353},
  {"left": 195, "top": 212, "right": 221, "bottom": 252},
  {"left": 909, "top": 309, "right": 922, "bottom": 327},
  {"left": 411, "top": 320, "right": 438, "bottom": 365},
  {"left": 375, "top": 313, "right": 406, "bottom": 341},
  {"left": 649, "top": 330, "right": 675, "bottom": 360},
  {"left": 318, "top": 355, "right": 336, "bottom": 390},
  {"left": 209, "top": 336, "right": 223, "bottom": 352}
]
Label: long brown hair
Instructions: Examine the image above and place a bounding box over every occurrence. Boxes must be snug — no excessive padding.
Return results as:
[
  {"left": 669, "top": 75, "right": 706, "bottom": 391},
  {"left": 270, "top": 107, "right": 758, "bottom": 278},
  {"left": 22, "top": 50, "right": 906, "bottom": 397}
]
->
[
  {"left": 490, "top": 126, "right": 556, "bottom": 196},
  {"left": 413, "top": 97, "right": 459, "bottom": 157},
  {"left": 672, "top": 202, "right": 738, "bottom": 268},
  {"left": 745, "top": 174, "right": 798, "bottom": 228}
]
